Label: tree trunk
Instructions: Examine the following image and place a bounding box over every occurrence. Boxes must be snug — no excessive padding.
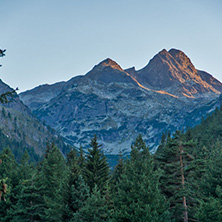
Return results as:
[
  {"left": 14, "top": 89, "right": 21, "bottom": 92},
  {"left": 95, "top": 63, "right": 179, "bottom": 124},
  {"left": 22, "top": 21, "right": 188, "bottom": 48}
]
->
[{"left": 179, "top": 142, "right": 188, "bottom": 222}]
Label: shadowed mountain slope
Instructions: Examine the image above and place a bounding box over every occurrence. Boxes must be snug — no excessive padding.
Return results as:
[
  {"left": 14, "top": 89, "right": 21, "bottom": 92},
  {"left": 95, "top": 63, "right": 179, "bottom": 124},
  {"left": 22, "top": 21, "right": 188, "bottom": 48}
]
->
[{"left": 20, "top": 49, "right": 222, "bottom": 153}]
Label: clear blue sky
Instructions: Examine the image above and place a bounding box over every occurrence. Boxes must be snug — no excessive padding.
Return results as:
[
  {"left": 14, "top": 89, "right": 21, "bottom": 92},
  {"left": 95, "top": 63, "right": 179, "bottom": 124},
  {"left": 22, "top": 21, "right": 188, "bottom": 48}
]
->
[{"left": 1, "top": 0, "right": 222, "bottom": 92}]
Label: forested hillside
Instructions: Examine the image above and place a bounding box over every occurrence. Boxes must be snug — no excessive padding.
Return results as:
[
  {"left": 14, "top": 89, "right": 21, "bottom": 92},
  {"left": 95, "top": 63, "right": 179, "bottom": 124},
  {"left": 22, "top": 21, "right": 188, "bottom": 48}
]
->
[
  {"left": 1, "top": 102, "right": 222, "bottom": 221},
  {"left": 0, "top": 105, "right": 70, "bottom": 161}
]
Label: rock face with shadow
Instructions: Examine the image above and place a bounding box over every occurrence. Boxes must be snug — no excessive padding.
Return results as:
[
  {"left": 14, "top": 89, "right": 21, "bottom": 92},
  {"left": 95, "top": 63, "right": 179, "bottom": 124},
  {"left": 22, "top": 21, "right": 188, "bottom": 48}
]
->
[{"left": 20, "top": 49, "right": 222, "bottom": 154}]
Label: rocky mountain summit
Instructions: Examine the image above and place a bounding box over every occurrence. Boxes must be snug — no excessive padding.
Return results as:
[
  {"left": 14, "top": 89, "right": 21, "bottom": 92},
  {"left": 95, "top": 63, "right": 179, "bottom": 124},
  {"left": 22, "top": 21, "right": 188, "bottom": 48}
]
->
[
  {"left": 135, "top": 49, "right": 221, "bottom": 97},
  {"left": 20, "top": 49, "right": 222, "bottom": 154}
]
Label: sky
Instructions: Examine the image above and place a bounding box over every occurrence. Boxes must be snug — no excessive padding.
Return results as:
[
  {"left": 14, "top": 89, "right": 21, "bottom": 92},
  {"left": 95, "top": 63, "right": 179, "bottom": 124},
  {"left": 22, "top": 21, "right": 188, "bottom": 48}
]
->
[{"left": 0, "top": 0, "right": 222, "bottom": 92}]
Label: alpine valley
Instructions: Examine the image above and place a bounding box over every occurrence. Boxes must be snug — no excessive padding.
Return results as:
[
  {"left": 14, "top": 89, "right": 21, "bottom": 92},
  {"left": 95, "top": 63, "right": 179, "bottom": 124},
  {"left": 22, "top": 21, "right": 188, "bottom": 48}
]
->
[{"left": 19, "top": 49, "right": 222, "bottom": 154}]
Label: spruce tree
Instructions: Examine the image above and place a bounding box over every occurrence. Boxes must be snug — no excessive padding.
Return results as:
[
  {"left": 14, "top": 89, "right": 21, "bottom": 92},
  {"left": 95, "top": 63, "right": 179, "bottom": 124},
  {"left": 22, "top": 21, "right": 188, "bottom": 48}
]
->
[
  {"left": 63, "top": 146, "right": 87, "bottom": 221},
  {"left": 112, "top": 134, "right": 170, "bottom": 222},
  {"left": 68, "top": 175, "right": 90, "bottom": 217},
  {"left": 84, "top": 135, "right": 110, "bottom": 192},
  {"left": 7, "top": 150, "right": 36, "bottom": 221},
  {"left": 9, "top": 176, "right": 44, "bottom": 222},
  {"left": 33, "top": 143, "right": 69, "bottom": 221},
  {"left": 72, "top": 185, "right": 110, "bottom": 222},
  {"left": 111, "top": 151, "right": 125, "bottom": 188},
  {"left": 155, "top": 131, "right": 197, "bottom": 222}
]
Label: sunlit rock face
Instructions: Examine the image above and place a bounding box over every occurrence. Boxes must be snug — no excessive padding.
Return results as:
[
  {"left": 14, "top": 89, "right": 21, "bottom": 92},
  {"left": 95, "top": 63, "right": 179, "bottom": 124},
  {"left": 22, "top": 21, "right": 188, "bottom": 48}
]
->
[
  {"left": 20, "top": 49, "right": 222, "bottom": 154},
  {"left": 136, "top": 49, "right": 221, "bottom": 98}
]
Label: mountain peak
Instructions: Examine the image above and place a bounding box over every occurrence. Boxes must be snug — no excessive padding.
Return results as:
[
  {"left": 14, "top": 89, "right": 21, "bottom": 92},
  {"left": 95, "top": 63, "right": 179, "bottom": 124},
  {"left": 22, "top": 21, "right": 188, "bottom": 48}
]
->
[
  {"left": 97, "top": 58, "right": 123, "bottom": 71},
  {"left": 168, "top": 48, "right": 195, "bottom": 72},
  {"left": 136, "top": 48, "right": 222, "bottom": 96},
  {"left": 158, "top": 49, "right": 168, "bottom": 55}
]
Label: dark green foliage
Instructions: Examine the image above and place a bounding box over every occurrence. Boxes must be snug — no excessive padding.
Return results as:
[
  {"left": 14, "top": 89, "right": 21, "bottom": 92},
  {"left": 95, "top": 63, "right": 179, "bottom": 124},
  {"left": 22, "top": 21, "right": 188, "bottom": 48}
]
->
[
  {"left": 84, "top": 135, "right": 110, "bottom": 192},
  {"left": 72, "top": 185, "right": 111, "bottom": 222},
  {"left": 0, "top": 147, "right": 18, "bottom": 186},
  {"left": 7, "top": 151, "right": 39, "bottom": 221},
  {"left": 0, "top": 49, "right": 17, "bottom": 102},
  {"left": 111, "top": 152, "right": 125, "bottom": 188},
  {"left": 35, "top": 143, "right": 69, "bottom": 221},
  {"left": 0, "top": 48, "right": 6, "bottom": 68},
  {"left": 155, "top": 132, "right": 197, "bottom": 222},
  {"left": 0, "top": 49, "right": 6, "bottom": 57},
  {"left": 0, "top": 147, "right": 19, "bottom": 220},
  {"left": 200, "top": 142, "right": 222, "bottom": 197},
  {"left": 194, "top": 142, "right": 222, "bottom": 222},
  {"left": 187, "top": 105, "right": 222, "bottom": 150},
  {"left": 0, "top": 89, "right": 17, "bottom": 104},
  {"left": 66, "top": 147, "right": 80, "bottom": 180},
  {"left": 0, "top": 129, "right": 40, "bottom": 163},
  {"left": 69, "top": 175, "right": 90, "bottom": 214},
  {"left": 63, "top": 147, "right": 87, "bottom": 221},
  {"left": 196, "top": 186, "right": 222, "bottom": 222},
  {"left": 8, "top": 175, "right": 43, "bottom": 221},
  {"left": 78, "top": 146, "right": 85, "bottom": 170},
  {"left": 112, "top": 135, "right": 170, "bottom": 222},
  {"left": 3, "top": 102, "right": 222, "bottom": 222}
]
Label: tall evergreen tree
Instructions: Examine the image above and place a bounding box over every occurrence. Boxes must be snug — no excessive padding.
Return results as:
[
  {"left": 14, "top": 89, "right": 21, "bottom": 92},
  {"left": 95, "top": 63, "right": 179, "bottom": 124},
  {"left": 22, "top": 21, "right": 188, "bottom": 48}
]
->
[
  {"left": 33, "top": 143, "right": 68, "bottom": 221},
  {"left": 63, "top": 147, "right": 87, "bottom": 221},
  {"left": 72, "top": 185, "right": 111, "bottom": 222},
  {"left": 84, "top": 135, "right": 110, "bottom": 192},
  {"left": 8, "top": 175, "right": 44, "bottom": 222},
  {"left": 67, "top": 175, "right": 90, "bottom": 219},
  {"left": 112, "top": 134, "right": 170, "bottom": 222},
  {"left": 7, "top": 151, "right": 38, "bottom": 221},
  {"left": 155, "top": 131, "right": 197, "bottom": 222},
  {"left": 111, "top": 151, "right": 125, "bottom": 189}
]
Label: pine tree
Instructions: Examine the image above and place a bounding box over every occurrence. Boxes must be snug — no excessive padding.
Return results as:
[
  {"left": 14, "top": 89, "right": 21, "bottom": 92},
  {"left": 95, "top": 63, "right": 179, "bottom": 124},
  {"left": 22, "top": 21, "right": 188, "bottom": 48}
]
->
[
  {"left": 155, "top": 131, "right": 197, "bottom": 222},
  {"left": 112, "top": 134, "right": 170, "bottom": 222},
  {"left": 84, "top": 135, "right": 110, "bottom": 192}
]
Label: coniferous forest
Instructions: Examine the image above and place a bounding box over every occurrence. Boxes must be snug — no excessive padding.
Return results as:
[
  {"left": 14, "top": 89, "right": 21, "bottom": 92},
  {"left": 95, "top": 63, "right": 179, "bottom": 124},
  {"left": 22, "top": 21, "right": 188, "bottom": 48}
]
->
[{"left": 1, "top": 105, "right": 222, "bottom": 221}]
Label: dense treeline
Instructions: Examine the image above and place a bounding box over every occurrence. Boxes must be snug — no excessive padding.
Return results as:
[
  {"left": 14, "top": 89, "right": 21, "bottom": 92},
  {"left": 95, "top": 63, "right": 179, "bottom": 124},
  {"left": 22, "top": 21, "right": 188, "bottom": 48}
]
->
[
  {"left": 0, "top": 128, "right": 40, "bottom": 163},
  {"left": 0, "top": 135, "right": 170, "bottom": 221},
  {"left": 1, "top": 105, "right": 222, "bottom": 221}
]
